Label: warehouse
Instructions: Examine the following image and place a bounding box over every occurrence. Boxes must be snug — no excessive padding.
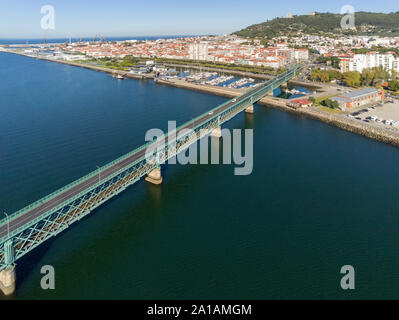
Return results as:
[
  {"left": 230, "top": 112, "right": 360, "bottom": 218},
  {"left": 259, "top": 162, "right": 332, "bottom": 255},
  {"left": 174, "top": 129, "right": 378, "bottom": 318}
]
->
[{"left": 331, "top": 87, "right": 385, "bottom": 111}]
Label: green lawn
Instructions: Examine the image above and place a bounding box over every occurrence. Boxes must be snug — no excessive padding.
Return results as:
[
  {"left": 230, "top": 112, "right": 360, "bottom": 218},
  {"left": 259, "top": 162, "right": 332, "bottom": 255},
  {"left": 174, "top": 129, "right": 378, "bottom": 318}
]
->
[
  {"left": 313, "top": 94, "right": 340, "bottom": 105},
  {"left": 317, "top": 106, "right": 342, "bottom": 114}
]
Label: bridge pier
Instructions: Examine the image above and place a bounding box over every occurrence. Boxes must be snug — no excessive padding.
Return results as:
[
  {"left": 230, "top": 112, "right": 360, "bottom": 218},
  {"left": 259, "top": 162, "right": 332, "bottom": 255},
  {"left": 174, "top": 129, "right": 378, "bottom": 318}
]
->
[
  {"left": 245, "top": 105, "right": 254, "bottom": 114},
  {"left": 210, "top": 126, "right": 222, "bottom": 138},
  {"left": 0, "top": 265, "right": 16, "bottom": 296},
  {"left": 145, "top": 167, "right": 163, "bottom": 185},
  {"left": 0, "top": 239, "right": 16, "bottom": 295}
]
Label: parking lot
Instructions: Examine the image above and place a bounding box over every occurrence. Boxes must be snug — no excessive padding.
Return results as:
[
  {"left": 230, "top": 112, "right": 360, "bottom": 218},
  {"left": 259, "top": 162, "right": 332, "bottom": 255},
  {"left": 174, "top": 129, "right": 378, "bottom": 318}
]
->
[{"left": 347, "top": 97, "right": 399, "bottom": 129}]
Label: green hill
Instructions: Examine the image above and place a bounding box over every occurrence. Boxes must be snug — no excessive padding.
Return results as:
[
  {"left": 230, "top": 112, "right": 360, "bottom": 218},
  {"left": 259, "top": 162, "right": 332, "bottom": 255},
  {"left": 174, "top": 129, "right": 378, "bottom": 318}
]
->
[{"left": 234, "top": 12, "right": 399, "bottom": 38}]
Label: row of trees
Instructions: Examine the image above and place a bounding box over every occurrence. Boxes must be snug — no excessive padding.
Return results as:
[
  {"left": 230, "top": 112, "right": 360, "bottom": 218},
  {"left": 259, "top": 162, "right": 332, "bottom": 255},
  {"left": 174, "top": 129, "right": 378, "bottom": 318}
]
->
[
  {"left": 92, "top": 56, "right": 141, "bottom": 70},
  {"left": 310, "top": 67, "right": 393, "bottom": 87},
  {"left": 342, "top": 67, "right": 391, "bottom": 87},
  {"left": 309, "top": 69, "right": 342, "bottom": 83}
]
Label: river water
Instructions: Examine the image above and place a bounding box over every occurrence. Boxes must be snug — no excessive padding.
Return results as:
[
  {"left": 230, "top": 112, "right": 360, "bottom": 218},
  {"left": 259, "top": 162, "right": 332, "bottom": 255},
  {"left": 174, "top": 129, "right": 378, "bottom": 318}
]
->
[{"left": 1, "top": 52, "right": 399, "bottom": 299}]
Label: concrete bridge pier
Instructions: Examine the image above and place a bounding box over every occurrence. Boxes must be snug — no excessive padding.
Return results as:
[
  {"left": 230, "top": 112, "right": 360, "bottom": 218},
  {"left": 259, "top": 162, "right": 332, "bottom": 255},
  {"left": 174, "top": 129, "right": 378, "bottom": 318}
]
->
[
  {"left": 210, "top": 126, "right": 222, "bottom": 138},
  {"left": 245, "top": 105, "right": 254, "bottom": 114},
  {"left": 145, "top": 167, "right": 163, "bottom": 185},
  {"left": 0, "top": 266, "right": 16, "bottom": 296},
  {"left": 0, "top": 239, "right": 16, "bottom": 295}
]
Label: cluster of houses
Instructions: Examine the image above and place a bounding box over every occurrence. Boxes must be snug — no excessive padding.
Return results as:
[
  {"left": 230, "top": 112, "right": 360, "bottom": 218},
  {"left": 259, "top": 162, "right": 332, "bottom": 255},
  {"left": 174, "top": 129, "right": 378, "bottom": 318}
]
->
[{"left": 57, "top": 36, "right": 309, "bottom": 69}]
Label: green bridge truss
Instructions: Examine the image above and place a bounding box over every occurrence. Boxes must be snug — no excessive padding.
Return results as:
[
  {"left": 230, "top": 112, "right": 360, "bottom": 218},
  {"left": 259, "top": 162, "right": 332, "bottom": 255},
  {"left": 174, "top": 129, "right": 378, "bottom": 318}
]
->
[{"left": 0, "top": 65, "right": 303, "bottom": 270}]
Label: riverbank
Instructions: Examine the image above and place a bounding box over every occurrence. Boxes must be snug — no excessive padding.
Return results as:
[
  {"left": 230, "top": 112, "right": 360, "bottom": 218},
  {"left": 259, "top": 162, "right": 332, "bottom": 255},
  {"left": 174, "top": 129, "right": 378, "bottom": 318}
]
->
[
  {"left": 5, "top": 49, "right": 399, "bottom": 148},
  {"left": 156, "top": 78, "right": 399, "bottom": 147}
]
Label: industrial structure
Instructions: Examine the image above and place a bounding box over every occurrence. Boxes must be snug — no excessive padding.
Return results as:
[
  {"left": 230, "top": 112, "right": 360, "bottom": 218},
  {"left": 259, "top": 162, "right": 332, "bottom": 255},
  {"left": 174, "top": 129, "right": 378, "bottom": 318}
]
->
[{"left": 331, "top": 87, "right": 385, "bottom": 110}]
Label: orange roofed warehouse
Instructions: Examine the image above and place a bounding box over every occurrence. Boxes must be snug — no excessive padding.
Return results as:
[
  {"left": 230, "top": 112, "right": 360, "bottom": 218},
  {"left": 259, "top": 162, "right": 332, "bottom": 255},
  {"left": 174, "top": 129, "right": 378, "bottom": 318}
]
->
[{"left": 331, "top": 87, "right": 385, "bottom": 111}]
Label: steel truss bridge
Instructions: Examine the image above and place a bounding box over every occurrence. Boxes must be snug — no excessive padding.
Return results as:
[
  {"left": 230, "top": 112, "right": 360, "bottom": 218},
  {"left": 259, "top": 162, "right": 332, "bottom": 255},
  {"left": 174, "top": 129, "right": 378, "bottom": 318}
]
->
[{"left": 0, "top": 65, "right": 302, "bottom": 271}]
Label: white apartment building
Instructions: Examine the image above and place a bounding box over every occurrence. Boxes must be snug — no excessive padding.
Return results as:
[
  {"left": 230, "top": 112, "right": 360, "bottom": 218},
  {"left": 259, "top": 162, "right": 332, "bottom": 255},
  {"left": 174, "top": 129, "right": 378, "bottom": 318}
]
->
[
  {"left": 294, "top": 49, "right": 309, "bottom": 62},
  {"left": 341, "top": 52, "right": 399, "bottom": 74},
  {"left": 188, "top": 42, "right": 209, "bottom": 61}
]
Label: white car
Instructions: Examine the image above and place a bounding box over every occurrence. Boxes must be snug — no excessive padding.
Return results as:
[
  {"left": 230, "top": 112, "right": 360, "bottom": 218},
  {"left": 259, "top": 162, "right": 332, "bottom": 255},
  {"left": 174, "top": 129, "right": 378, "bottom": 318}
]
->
[
  {"left": 232, "top": 99, "right": 237, "bottom": 103},
  {"left": 208, "top": 111, "right": 214, "bottom": 116}
]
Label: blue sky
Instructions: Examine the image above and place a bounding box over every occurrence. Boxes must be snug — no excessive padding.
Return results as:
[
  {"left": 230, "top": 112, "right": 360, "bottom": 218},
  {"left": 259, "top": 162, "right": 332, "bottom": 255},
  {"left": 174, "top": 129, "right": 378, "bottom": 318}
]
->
[{"left": 0, "top": 0, "right": 398, "bottom": 38}]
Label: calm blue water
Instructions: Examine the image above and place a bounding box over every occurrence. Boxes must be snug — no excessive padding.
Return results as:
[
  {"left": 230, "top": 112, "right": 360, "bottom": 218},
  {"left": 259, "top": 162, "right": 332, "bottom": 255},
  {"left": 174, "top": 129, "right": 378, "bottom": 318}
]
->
[{"left": 2, "top": 52, "right": 399, "bottom": 299}]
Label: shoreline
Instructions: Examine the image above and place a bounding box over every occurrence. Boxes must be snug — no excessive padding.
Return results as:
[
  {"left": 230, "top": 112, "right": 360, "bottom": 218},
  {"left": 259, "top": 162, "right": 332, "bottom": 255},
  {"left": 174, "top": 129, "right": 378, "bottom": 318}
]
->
[
  {"left": 4, "top": 50, "right": 399, "bottom": 148},
  {"left": 156, "top": 78, "right": 399, "bottom": 147}
]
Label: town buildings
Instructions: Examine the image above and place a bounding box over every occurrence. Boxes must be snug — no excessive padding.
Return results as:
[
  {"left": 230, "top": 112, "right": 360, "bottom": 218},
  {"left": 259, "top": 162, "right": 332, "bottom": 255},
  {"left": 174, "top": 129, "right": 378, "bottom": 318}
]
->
[
  {"left": 188, "top": 42, "right": 209, "bottom": 60},
  {"left": 339, "top": 52, "right": 399, "bottom": 74},
  {"left": 60, "top": 36, "right": 309, "bottom": 69}
]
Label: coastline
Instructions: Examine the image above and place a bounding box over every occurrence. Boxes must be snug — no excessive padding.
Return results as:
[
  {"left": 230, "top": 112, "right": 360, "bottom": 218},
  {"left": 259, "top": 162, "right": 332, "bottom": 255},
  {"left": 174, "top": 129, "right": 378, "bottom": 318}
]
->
[{"left": 4, "top": 49, "right": 399, "bottom": 148}]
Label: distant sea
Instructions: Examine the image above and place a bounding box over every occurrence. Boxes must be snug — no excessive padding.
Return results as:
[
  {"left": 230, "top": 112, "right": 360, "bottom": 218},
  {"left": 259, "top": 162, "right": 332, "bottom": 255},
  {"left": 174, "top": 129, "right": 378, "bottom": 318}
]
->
[{"left": 0, "top": 35, "right": 201, "bottom": 45}]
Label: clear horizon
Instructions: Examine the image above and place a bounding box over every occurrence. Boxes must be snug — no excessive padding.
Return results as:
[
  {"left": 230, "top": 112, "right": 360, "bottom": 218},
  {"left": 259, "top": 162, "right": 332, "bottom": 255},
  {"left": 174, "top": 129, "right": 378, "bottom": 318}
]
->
[
  {"left": 0, "top": 0, "right": 398, "bottom": 38},
  {"left": 0, "top": 35, "right": 205, "bottom": 40}
]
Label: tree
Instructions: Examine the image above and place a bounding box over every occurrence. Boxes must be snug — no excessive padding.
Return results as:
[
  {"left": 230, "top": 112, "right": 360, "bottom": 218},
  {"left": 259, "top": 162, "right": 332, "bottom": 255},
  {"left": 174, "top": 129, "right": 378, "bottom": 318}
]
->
[
  {"left": 361, "top": 69, "right": 374, "bottom": 86},
  {"left": 324, "top": 98, "right": 340, "bottom": 109},
  {"left": 310, "top": 68, "right": 321, "bottom": 81},
  {"left": 343, "top": 71, "right": 361, "bottom": 87},
  {"left": 319, "top": 71, "right": 331, "bottom": 83},
  {"left": 388, "top": 79, "right": 399, "bottom": 91}
]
